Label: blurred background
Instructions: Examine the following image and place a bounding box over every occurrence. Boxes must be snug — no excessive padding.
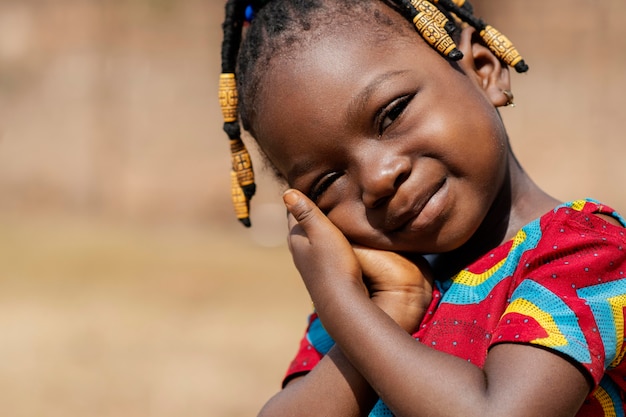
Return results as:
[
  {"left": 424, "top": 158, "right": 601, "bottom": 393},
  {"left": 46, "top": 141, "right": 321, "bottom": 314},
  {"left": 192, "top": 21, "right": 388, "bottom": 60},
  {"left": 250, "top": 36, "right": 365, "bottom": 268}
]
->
[{"left": 0, "top": 0, "right": 624, "bottom": 415}]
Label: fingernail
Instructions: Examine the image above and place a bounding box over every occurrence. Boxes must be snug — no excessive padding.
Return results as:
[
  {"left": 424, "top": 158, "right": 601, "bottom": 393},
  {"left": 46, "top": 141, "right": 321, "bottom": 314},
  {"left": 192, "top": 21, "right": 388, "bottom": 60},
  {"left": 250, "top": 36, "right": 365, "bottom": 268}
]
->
[{"left": 282, "top": 189, "right": 299, "bottom": 206}]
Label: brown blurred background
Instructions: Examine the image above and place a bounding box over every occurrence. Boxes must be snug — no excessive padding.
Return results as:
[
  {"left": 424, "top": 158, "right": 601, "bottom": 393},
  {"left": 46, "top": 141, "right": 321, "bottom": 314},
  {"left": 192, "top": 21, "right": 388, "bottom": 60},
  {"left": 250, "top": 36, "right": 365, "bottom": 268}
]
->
[{"left": 0, "top": 0, "right": 624, "bottom": 416}]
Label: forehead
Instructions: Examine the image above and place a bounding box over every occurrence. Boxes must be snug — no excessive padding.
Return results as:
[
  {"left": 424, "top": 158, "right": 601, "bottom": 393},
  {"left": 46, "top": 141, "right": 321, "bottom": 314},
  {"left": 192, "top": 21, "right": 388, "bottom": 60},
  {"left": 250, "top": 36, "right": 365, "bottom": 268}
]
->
[
  {"left": 304, "top": 1, "right": 416, "bottom": 52},
  {"left": 251, "top": 3, "right": 430, "bottom": 127}
]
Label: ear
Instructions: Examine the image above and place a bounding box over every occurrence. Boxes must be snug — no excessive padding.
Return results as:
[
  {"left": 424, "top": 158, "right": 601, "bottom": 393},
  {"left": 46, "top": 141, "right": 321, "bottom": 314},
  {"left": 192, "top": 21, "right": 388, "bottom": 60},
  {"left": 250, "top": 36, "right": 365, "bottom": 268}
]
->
[{"left": 455, "top": 26, "right": 511, "bottom": 107}]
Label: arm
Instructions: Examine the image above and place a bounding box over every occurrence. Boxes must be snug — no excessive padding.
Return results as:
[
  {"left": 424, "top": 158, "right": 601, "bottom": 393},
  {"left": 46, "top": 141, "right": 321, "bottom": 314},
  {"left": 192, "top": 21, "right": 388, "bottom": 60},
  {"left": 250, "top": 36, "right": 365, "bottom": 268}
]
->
[
  {"left": 258, "top": 345, "right": 378, "bottom": 417},
  {"left": 282, "top": 189, "right": 591, "bottom": 417},
  {"left": 259, "top": 203, "right": 434, "bottom": 417},
  {"left": 259, "top": 268, "right": 430, "bottom": 417}
]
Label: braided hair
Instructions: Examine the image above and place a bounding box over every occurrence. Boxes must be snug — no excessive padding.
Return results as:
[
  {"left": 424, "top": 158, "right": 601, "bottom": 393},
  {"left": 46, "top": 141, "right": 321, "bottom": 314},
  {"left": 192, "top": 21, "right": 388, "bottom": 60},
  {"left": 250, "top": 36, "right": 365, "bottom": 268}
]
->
[{"left": 219, "top": 0, "right": 528, "bottom": 227}]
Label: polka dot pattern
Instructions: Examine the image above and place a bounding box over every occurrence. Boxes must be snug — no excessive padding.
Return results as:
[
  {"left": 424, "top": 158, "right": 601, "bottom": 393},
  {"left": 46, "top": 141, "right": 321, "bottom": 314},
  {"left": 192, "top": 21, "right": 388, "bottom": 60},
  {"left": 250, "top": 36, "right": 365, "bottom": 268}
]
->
[{"left": 284, "top": 200, "right": 626, "bottom": 416}]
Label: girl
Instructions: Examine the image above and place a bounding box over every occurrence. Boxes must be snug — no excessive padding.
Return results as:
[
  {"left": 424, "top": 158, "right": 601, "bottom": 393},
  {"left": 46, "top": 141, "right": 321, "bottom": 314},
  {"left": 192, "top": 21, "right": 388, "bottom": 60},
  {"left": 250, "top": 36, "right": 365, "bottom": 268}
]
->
[{"left": 219, "top": 1, "right": 626, "bottom": 416}]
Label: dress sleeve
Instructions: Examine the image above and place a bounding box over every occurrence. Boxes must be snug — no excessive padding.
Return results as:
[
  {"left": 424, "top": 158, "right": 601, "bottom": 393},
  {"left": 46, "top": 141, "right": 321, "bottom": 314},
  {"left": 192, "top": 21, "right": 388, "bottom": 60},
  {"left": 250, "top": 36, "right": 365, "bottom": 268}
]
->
[
  {"left": 282, "top": 312, "right": 335, "bottom": 387},
  {"left": 492, "top": 202, "right": 626, "bottom": 385}
]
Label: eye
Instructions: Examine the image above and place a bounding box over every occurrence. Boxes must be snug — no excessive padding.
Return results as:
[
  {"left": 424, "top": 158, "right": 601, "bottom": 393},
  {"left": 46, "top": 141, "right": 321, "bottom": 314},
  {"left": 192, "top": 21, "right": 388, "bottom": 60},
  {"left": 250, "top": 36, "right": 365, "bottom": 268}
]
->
[
  {"left": 309, "top": 171, "right": 343, "bottom": 203},
  {"left": 378, "top": 94, "right": 414, "bottom": 135}
]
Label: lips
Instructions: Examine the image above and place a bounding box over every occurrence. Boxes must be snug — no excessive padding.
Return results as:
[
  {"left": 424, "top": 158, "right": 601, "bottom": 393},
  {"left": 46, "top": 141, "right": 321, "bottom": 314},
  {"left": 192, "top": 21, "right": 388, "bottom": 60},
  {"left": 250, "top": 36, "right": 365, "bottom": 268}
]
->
[{"left": 384, "top": 176, "right": 446, "bottom": 233}]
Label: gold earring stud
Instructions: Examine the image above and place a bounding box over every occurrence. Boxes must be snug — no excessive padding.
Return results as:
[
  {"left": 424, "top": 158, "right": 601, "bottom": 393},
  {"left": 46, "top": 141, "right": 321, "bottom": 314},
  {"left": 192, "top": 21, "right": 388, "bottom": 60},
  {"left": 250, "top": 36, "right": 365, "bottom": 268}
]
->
[{"left": 502, "top": 89, "right": 515, "bottom": 107}]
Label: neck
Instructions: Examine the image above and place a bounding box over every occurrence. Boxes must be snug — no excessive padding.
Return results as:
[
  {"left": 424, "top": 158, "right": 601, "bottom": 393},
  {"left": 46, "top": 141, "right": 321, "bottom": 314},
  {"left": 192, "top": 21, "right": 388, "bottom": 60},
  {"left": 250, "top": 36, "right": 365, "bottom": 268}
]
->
[{"left": 431, "top": 153, "right": 560, "bottom": 280}]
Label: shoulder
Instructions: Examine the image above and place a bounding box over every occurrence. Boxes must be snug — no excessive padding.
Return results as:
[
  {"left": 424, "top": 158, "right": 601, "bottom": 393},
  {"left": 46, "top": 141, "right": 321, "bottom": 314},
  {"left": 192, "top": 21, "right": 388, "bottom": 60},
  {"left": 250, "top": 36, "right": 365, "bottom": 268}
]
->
[
  {"left": 517, "top": 199, "right": 626, "bottom": 281},
  {"left": 542, "top": 199, "right": 626, "bottom": 232},
  {"left": 515, "top": 199, "right": 626, "bottom": 256}
]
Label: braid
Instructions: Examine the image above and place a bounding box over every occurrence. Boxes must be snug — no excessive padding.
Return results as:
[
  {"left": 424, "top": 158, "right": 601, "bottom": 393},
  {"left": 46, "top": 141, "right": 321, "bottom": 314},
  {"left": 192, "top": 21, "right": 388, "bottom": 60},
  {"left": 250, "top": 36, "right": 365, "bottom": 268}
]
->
[
  {"left": 218, "top": 0, "right": 528, "bottom": 227},
  {"left": 220, "top": 0, "right": 256, "bottom": 227},
  {"left": 221, "top": 0, "right": 246, "bottom": 74},
  {"left": 393, "top": 0, "right": 463, "bottom": 60},
  {"left": 434, "top": 0, "right": 529, "bottom": 73}
]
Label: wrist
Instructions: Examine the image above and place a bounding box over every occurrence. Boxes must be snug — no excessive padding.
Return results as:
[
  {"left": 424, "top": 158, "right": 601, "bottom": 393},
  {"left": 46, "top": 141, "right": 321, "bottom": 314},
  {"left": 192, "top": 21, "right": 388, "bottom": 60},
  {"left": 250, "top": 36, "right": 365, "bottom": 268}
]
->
[{"left": 371, "top": 291, "right": 428, "bottom": 333}]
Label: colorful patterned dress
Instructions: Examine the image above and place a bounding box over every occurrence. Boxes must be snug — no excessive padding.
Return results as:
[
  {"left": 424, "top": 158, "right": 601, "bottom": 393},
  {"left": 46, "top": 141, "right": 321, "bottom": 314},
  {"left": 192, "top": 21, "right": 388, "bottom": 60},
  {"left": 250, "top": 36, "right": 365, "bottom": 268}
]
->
[{"left": 283, "top": 200, "right": 626, "bottom": 417}]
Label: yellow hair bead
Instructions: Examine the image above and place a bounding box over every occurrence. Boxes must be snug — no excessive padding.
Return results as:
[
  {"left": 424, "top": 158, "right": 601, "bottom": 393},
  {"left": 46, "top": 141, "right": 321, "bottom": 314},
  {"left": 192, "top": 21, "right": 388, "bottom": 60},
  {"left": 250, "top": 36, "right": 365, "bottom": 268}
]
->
[
  {"left": 430, "top": 0, "right": 467, "bottom": 9},
  {"left": 479, "top": 25, "right": 524, "bottom": 68},
  {"left": 230, "top": 170, "right": 251, "bottom": 226},
  {"left": 219, "top": 73, "right": 238, "bottom": 123},
  {"left": 410, "top": 0, "right": 449, "bottom": 28},
  {"left": 412, "top": 7, "right": 458, "bottom": 57},
  {"left": 230, "top": 138, "right": 255, "bottom": 191}
]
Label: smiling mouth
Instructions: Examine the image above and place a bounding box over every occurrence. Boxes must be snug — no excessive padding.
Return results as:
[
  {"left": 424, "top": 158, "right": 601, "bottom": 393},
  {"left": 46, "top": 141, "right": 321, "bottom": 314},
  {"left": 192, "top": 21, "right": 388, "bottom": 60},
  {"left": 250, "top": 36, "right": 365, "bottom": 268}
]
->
[{"left": 389, "top": 178, "right": 447, "bottom": 232}]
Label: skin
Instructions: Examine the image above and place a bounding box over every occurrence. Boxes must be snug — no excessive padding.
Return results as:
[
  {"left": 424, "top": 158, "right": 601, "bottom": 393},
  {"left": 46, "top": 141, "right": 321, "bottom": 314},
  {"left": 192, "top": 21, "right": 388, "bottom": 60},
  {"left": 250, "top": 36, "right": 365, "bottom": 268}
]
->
[{"left": 252, "top": 4, "right": 593, "bottom": 417}]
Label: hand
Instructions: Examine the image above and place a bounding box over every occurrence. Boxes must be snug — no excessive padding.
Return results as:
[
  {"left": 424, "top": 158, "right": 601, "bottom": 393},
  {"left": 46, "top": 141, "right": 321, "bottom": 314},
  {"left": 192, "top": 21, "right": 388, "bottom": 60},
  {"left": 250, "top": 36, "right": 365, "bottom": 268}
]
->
[
  {"left": 354, "top": 247, "right": 433, "bottom": 333},
  {"left": 283, "top": 189, "right": 365, "bottom": 306},
  {"left": 283, "top": 189, "right": 433, "bottom": 333}
]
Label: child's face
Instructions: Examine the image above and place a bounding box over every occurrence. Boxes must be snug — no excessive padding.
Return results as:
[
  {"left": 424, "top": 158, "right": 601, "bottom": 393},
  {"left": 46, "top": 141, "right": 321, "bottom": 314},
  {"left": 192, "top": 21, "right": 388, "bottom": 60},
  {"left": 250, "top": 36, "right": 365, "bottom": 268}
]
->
[{"left": 252, "top": 8, "right": 510, "bottom": 253}]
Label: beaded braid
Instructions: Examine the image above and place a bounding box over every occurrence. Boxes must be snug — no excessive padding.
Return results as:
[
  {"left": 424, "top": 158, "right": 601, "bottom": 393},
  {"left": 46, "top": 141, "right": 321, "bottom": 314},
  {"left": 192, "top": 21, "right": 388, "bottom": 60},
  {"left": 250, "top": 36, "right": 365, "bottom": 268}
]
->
[
  {"left": 219, "top": 0, "right": 528, "bottom": 227},
  {"left": 434, "top": 0, "right": 529, "bottom": 73},
  {"left": 220, "top": 0, "right": 258, "bottom": 227},
  {"left": 391, "top": 0, "right": 463, "bottom": 61}
]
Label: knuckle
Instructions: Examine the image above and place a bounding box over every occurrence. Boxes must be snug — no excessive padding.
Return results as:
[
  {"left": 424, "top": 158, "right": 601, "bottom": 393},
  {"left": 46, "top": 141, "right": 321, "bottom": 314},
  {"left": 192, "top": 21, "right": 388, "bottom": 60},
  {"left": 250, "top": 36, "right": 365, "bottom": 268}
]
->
[{"left": 292, "top": 201, "right": 317, "bottom": 224}]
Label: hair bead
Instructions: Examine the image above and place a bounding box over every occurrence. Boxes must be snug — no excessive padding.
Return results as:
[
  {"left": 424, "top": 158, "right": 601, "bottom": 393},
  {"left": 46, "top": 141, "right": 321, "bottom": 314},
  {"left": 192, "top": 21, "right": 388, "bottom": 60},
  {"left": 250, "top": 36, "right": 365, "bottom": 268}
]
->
[
  {"left": 408, "top": 0, "right": 463, "bottom": 60},
  {"left": 219, "top": 73, "right": 239, "bottom": 123},
  {"left": 230, "top": 138, "right": 256, "bottom": 200},
  {"left": 479, "top": 25, "right": 529, "bottom": 73},
  {"left": 230, "top": 169, "right": 252, "bottom": 227},
  {"left": 219, "top": 72, "right": 257, "bottom": 226},
  {"left": 220, "top": 0, "right": 257, "bottom": 226},
  {"left": 433, "top": 0, "right": 528, "bottom": 73},
  {"left": 245, "top": 5, "right": 255, "bottom": 22},
  {"left": 443, "top": 0, "right": 471, "bottom": 13},
  {"left": 410, "top": 0, "right": 448, "bottom": 28}
]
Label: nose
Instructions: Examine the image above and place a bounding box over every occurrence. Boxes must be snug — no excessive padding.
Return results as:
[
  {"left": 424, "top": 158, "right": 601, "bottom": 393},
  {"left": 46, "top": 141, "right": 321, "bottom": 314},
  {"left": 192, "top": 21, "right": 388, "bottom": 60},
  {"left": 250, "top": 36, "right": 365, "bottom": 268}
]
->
[{"left": 360, "top": 154, "right": 410, "bottom": 209}]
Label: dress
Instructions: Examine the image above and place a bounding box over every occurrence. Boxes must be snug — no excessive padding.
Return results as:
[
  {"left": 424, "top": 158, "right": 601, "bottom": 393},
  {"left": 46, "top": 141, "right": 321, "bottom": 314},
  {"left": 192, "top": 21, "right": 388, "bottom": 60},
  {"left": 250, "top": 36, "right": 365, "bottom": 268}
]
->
[{"left": 282, "top": 200, "right": 626, "bottom": 417}]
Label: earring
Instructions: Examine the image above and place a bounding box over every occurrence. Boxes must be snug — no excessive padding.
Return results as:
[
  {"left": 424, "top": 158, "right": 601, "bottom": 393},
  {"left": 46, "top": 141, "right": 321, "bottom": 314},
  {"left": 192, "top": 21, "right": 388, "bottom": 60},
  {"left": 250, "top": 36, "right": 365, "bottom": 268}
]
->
[{"left": 502, "top": 89, "right": 515, "bottom": 107}]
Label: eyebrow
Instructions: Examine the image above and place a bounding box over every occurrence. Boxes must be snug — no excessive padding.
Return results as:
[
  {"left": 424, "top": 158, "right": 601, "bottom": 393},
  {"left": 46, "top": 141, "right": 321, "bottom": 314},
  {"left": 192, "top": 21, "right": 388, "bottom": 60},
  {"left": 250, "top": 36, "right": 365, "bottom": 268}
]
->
[
  {"left": 347, "top": 69, "right": 411, "bottom": 121},
  {"left": 287, "top": 159, "right": 317, "bottom": 187}
]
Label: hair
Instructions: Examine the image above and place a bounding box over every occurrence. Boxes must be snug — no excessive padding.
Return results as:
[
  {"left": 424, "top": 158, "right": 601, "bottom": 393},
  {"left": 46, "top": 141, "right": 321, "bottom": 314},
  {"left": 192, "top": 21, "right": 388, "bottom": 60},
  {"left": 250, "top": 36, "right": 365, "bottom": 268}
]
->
[{"left": 219, "top": 0, "right": 529, "bottom": 227}]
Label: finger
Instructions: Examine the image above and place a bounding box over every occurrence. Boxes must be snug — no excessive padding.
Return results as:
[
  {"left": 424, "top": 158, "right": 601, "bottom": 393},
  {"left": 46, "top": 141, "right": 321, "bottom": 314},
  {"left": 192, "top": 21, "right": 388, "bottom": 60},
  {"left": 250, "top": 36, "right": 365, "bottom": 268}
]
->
[
  {"left": 353, "top": 247, "right": 434, "bottom": 286},
  {"left": 283, "top": 189, "right": 338, "bottom": 242},
  {"left": 285, "top": 211, "right": 308, "bottom": 254}
]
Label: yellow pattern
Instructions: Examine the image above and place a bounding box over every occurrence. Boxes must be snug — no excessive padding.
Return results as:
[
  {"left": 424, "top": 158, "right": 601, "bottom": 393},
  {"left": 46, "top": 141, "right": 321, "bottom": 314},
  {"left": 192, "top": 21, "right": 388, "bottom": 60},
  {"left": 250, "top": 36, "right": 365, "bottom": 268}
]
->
[
  {"left": 412, "top": 11, "right": 457, "bottom": 56},
  {"left": 454, "top": 258, "right": 506, "bottom": 286},
  {"left": 511, "top": 229, "right": 527, "bottom": 250},
  {"left": 504, "top": 299, "right": 568, "bottom": 347},
  {"left": 230, "top": 170, "right": 249, "bottom": 222},
  {"left": 479, "top": 25, "right": 524, "bottom": 68},
  {"left": 570, "top": 200, "right": 588, "bottom": 212},
  {"left": 609, "top": 293, "right": 626, "bottom": 368},
  {"left": 218, "top": 73, "right": 238, "bottom": 123},
  {"left": 453, "top": 230, "right": 527, "bottom": 287},
  {"left": 593, "top": 386, "right": 617, "bottom": 417}
]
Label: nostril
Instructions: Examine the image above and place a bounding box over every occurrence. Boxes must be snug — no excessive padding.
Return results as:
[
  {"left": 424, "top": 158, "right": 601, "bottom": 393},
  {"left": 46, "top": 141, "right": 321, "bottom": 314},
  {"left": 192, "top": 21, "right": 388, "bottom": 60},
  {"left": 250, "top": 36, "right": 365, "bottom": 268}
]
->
[
  {"left": 394, "top": 171, "right": 409, "bottom": 189},
  {"left": 370, "top": 172, "right": 407, "bottom": 208},
  {"left": 371, "top": 196, "right": 390, "bottom": 209}
]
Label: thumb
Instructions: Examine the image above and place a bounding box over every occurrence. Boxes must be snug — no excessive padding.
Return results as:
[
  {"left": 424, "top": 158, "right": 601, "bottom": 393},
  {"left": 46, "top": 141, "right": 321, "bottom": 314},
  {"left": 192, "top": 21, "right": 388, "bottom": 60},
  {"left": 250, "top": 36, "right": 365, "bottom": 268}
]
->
[
  {"left": 283, "top": 189, "right": 314, "bottom": 220},
  {"left": 282, "top": 189, "right": 359, "bottom": 285},
  {"left": 283, "top": 189, "right": 329, "bottom": 231}
]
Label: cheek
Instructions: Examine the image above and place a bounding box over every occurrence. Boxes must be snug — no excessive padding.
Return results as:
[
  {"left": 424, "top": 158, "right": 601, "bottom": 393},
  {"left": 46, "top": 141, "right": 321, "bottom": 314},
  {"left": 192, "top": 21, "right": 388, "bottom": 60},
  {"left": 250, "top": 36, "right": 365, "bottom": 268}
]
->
[
  {"left": 326, "top": 202, "right": 373, "bottom": 244},
  {"left": 451, "top": 104, "right": 508, "bottom": 181},
  {"left": 475, "top": 114, "right": 509, "bottom": 184}
]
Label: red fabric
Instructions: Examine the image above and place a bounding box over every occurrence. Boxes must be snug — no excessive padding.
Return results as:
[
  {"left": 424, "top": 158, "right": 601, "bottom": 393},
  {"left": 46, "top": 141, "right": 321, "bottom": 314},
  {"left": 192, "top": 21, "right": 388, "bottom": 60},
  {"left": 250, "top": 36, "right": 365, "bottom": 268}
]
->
[{"left": 282, "top": 200, "right": 626, "bottom": 416}]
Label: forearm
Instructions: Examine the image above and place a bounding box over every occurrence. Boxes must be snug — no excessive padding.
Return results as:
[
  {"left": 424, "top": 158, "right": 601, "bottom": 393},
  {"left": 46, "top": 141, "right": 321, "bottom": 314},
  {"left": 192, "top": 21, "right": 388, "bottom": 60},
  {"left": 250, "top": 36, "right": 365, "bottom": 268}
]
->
[
  {"left": 258, "top": 345, "right": 378, "bottom": 417},
  {"left": 314, "top": 281, "right": 588, "bottom": 417},
  {"left": 320, "top": 289, "right": 486, "bottom": 417}
]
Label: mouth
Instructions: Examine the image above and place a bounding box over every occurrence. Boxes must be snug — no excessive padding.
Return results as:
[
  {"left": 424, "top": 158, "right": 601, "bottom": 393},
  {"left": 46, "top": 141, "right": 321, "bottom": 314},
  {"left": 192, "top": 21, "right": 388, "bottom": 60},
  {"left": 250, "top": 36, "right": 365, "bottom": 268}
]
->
[{"left": 388, "top": 177, "right": 447, "bottom": 233}]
